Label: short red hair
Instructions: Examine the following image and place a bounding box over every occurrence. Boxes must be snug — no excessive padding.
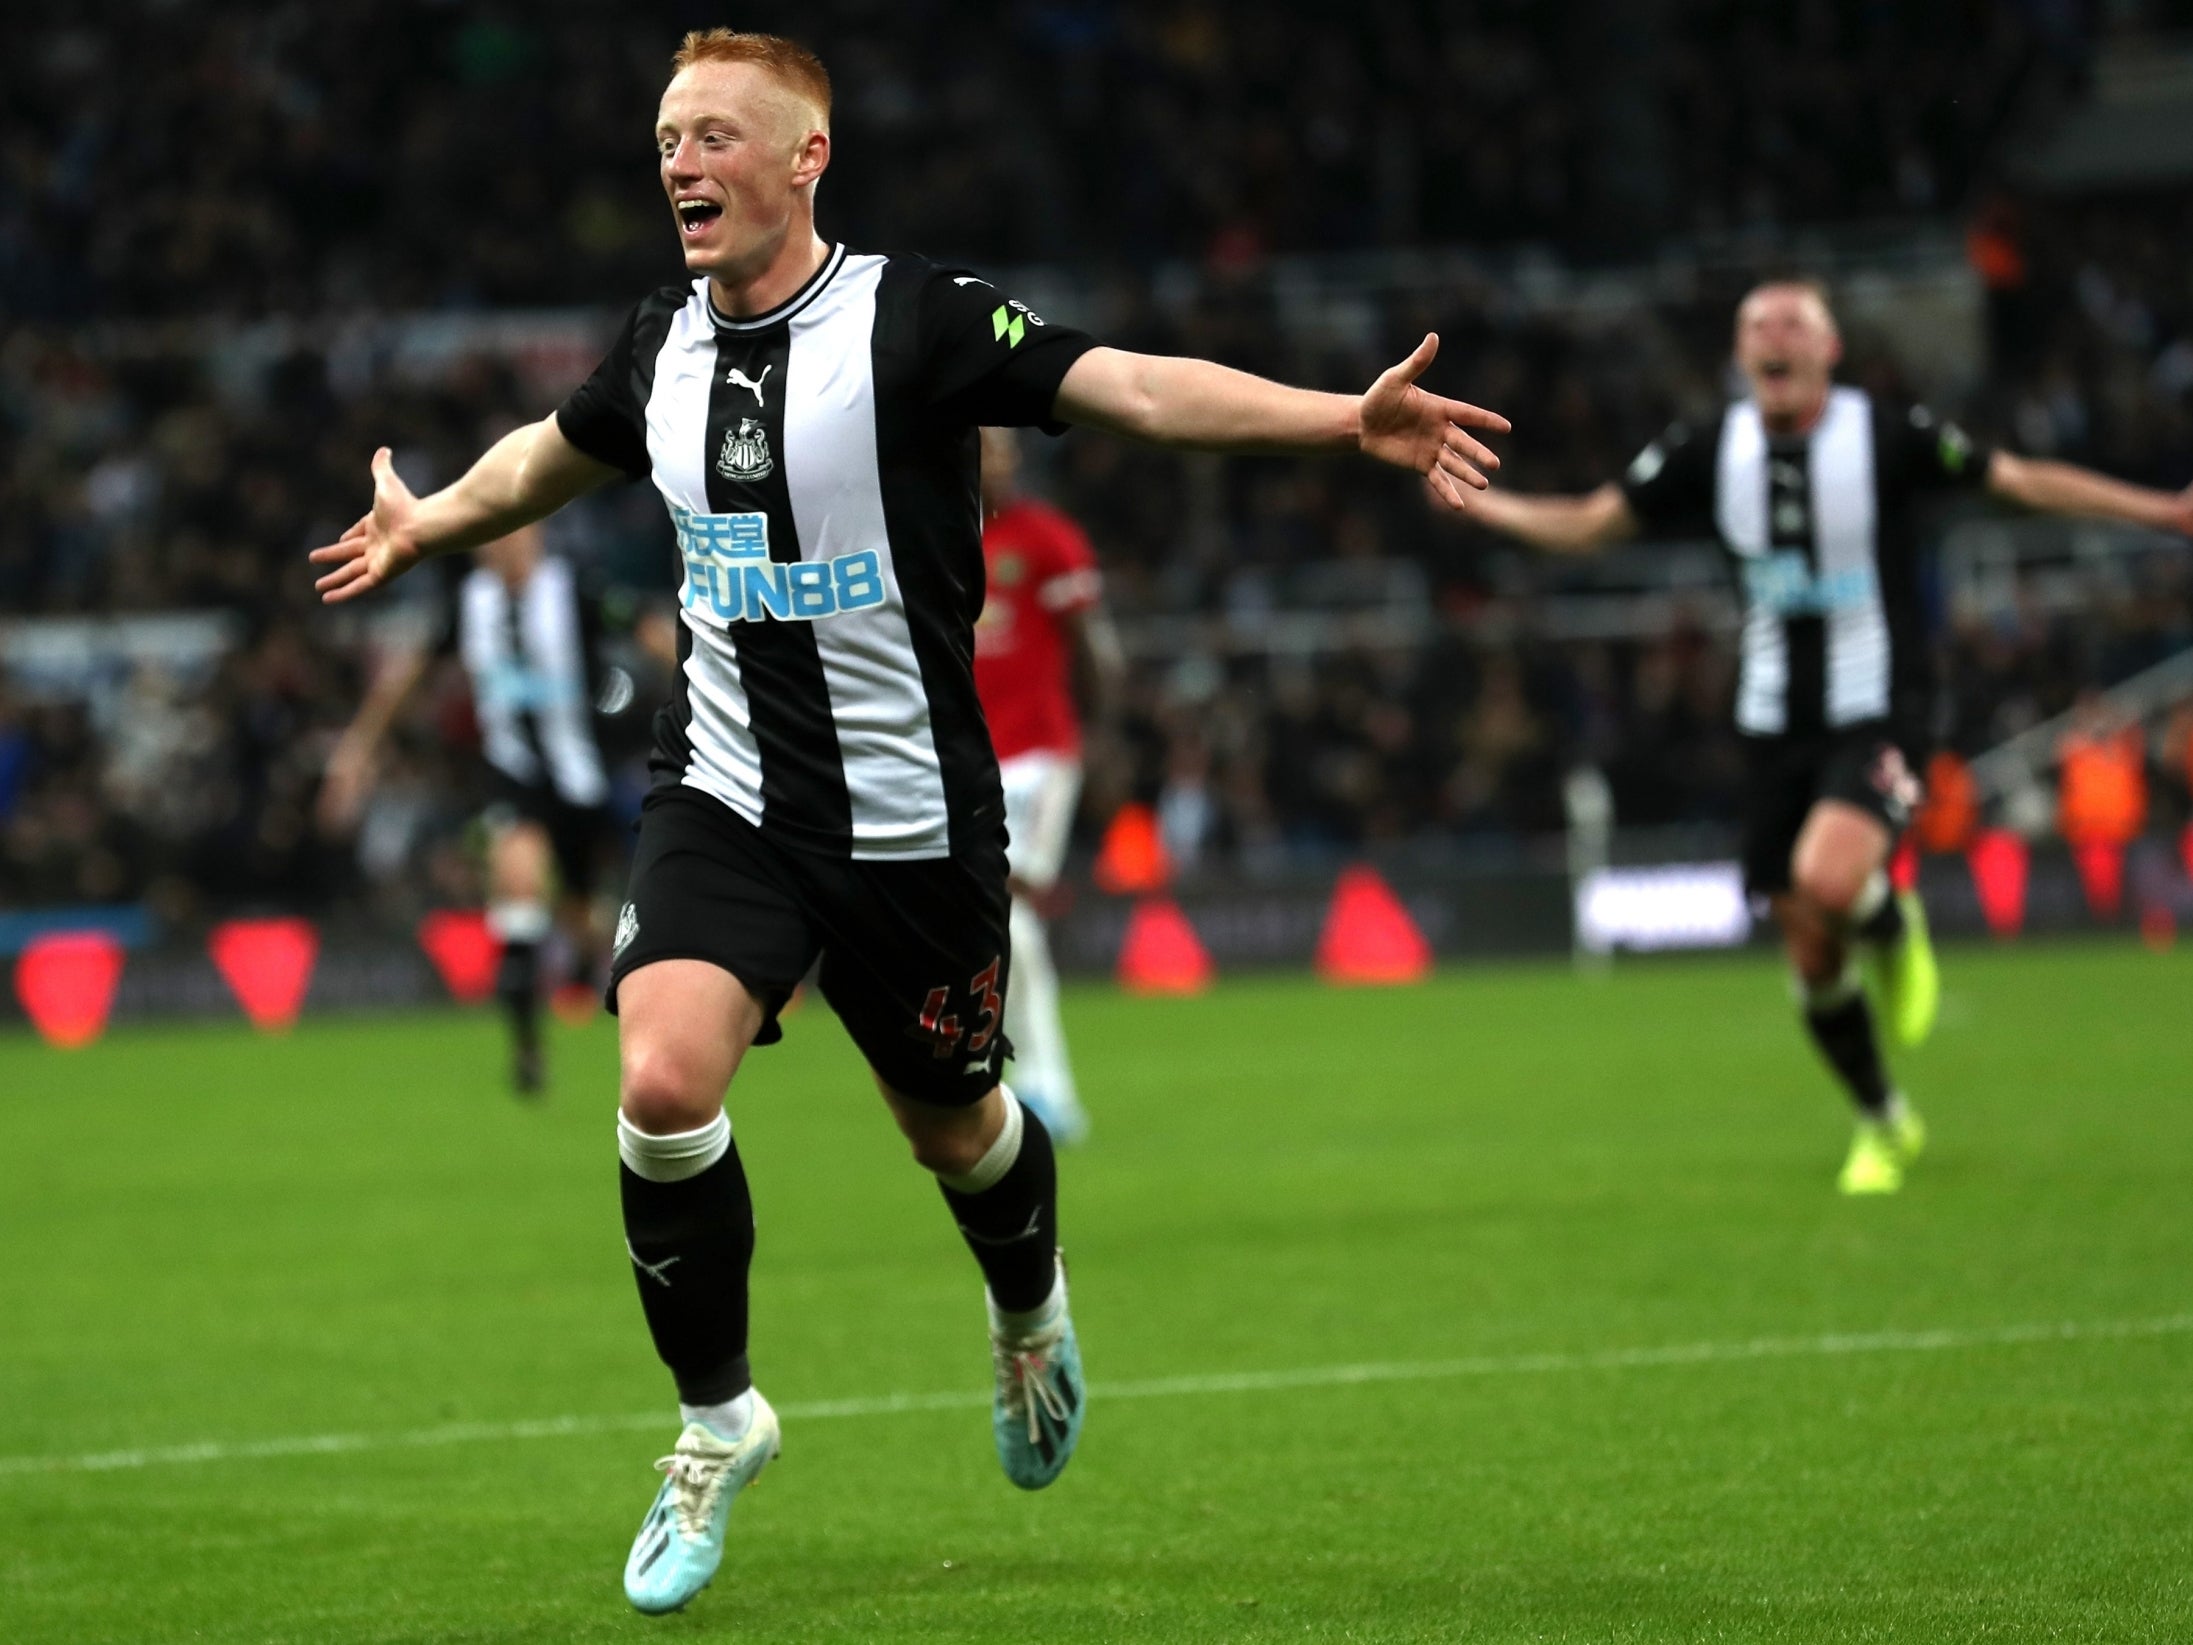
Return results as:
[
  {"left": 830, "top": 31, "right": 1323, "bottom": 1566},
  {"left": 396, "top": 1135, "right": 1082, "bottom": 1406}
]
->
[{"left": 671, "top": 30, "right": 832, "bottom": 128}]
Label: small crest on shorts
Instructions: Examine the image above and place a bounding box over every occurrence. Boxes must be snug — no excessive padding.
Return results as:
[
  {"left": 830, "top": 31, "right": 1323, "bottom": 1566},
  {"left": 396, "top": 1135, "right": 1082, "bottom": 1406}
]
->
[
  {"left": 716, "top": 417, "right": 773, "bottom": 483},
  {"left": 613, "top": 902, "right": 640, "bottom": 958}
]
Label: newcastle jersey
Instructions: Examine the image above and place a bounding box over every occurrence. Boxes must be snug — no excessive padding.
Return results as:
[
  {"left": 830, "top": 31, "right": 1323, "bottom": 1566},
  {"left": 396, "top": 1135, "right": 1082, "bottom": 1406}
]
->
[
  {"left": 1620, "top": 386, "right": 1991, "bottom": 738},
  {"left": 555, "top": 246, "right": 1098, "bottom": 859},
  {"left": 440, "top": 554, "right": 614, "bottom": 809}
]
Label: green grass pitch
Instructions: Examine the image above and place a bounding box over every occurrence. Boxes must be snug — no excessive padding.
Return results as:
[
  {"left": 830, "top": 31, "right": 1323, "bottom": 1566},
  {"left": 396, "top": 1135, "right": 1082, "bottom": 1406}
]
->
[{"left": 3, "top": 944, "right": 2190, "bottom": 1643}]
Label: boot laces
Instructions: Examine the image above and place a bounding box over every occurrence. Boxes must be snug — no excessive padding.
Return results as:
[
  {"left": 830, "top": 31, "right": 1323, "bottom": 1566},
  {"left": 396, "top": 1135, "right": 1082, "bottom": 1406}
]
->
[
  {"left": 994, "top": 1331, "right": 1070, "bottom": 1443},
  {"left": 653, "top": 1443, "right": 734, "bottom": 1539}
]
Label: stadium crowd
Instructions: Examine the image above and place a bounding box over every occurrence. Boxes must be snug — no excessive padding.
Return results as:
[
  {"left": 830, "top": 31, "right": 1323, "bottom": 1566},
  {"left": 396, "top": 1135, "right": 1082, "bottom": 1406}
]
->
[
  {"left": 3, "top": 0, "right": 2067, "bottom": 319},
  {"left": 5, "top": 4, "right": 2193, "bottom": 915}
]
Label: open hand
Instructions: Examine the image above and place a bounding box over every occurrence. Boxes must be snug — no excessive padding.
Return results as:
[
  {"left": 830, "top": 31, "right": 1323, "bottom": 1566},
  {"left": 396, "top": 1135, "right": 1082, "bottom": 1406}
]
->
[
  {"left": 2167, "top": 480, "right": 2193, "bottom": 538},
  {"left": 310, "top": 447, "right": 425, "bottom": 604},
  {"left": 1360, "top": 334, "right": 1511, "bottom": 511}
]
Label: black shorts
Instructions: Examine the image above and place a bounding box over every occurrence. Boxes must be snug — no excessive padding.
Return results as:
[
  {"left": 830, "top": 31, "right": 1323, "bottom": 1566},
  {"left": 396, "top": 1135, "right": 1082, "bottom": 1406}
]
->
[
  {"left": 483, "top": 769, "right": 616, "bottom": 898},
  {"left": 607, "top": 785, "right": 1013, "bottom": 1107},
  {"left": 1739, "top": 723, "right": 1924, "bottom": 896}
]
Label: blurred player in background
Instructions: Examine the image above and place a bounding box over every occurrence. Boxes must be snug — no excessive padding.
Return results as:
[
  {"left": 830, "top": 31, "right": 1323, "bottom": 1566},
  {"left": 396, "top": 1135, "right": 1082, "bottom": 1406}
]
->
[
  {"left": 974, "top": 428, "right": 1122, "bottom": 1146},
  {"left": 321, "top": 522, "right": 673, "bottom": 1093},
  {"left": 1468, "top": 279, "right": 2193, "bottom": 1195},
  {"left": 311, "top": 29, "right": 1506, "bottom": 1616}
]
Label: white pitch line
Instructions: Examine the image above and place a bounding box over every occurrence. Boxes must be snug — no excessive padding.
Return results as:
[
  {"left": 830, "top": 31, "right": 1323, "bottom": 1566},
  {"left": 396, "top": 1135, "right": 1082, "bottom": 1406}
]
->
[{"left": 3, "top": 1312, "right": 2187, "bottom": 1480}]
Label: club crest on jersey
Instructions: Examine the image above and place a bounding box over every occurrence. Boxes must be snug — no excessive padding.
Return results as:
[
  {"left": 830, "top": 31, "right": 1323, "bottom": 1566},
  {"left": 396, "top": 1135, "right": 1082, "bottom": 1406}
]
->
[{"left": 716, "top": 417, "right": 773, "bottom": 482}]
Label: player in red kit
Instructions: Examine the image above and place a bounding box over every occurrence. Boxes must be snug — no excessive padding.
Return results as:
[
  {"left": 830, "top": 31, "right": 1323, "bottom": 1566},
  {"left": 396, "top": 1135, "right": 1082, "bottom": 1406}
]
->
[{"left": 974, "top": 428, "right": 1122, "bottom": 1145}]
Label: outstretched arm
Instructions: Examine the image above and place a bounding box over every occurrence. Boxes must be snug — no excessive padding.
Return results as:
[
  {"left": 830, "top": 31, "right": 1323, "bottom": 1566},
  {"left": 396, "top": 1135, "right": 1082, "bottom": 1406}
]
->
[
  {"left": 1063, "top": 606, "right": 1126, "bottom": 726},
  {"left": 1054, "top": 334, "right": 1510, "bottom": 512},
  {"left": 311, "top": 417, "right": 621, "bottom": 604},
  {"left": 1987, "top": 452, "right": 2193, "bottom": 536},
  {"left": 317, "top": 644, "right": 430, "bottom": 831},
  {"left": 1467, "top": 481, "right": 1641, "bottom": 555}
]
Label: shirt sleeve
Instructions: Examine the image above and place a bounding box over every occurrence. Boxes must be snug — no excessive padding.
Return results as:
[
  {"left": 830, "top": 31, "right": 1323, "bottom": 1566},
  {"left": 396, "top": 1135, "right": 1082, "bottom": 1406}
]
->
[
  {"left": 1618, "top": 418, "right": 1718, "bottom": 537},
  {"left": 917, "top": 267, "right": 1101, "bottom": 434},
  {"left": 1895, "top": 403, "right": 1994, "bottom": 493},
  {"left": 554, "top": 299, "right": 656, "bottom": 480},
  {"left": 1034, "top": 511, "right": 1102, "bottom": 614}
]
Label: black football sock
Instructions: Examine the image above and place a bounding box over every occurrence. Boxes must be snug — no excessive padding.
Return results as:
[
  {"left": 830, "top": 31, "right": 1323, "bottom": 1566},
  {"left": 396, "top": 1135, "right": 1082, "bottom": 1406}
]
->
[
  {"left": 937, "top": 1093, "right": 1059, "bottom": 1314},
  {"left": 1849, "top": 869, "right": 1906, "bottom": 946},
  {"left": 1800, "top": 972, "right": 1893, "bottom": 1118},
  {"left": 495, "top": 939, "right": 542, "bottom": 1048},
  {"left": 618, "top": 1113, "right": 755, "bottom": 1404}
]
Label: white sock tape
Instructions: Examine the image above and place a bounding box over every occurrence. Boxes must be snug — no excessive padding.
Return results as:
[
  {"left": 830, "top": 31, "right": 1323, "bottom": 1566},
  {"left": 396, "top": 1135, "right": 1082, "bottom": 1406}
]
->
[
  {"left": 1796, "top": 964, "right": 1863, "bottom": 1012},
  {"left": 487, "top": 902, "right": 553, "bottom": 943},
  {"left": 938, "top": 1089, "right": 1023, "bottom": 1195},
  {"left": 1849, "top": 870, "right": 1891, "bottom": 926},
  {"left": 617, "top": 1111, "right": 731, "bottom": 1183}
]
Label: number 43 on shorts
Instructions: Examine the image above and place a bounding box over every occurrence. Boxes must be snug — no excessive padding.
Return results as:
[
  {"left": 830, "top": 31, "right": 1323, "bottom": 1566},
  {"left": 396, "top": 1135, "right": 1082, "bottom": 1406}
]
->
[{"left": 907, "top": 957, "right": 1004, "bottom": 1061}]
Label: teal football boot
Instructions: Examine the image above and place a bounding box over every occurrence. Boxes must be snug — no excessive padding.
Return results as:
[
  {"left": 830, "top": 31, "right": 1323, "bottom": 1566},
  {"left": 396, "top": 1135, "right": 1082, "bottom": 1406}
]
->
[
  {"left": 990, "top": 1260, "right": 1084, "bottom": 1490},
  {"left": 623, "top": 1394, "right": 780, "bottom": 1615}
]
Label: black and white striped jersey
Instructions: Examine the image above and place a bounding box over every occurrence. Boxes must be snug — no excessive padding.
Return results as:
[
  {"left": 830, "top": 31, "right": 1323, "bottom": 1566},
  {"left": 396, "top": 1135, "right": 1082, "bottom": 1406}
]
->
[
  {"left": 1620, "top": 386, "right": 1992, "bottom": 739},
  {"left": 555, "top": 246, "right": 1099, "bottom": 860},
  {"left": 436, "top": 555, "right": 615, "bottom": 809}
]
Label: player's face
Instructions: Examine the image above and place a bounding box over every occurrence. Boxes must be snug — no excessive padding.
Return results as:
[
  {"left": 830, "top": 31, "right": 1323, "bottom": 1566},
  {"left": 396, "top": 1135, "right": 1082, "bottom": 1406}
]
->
[
  {"left": 656, "top": 62, "right": 828, "bottom": 283},
  {"left": 1735, "top": 287, "right": 1841, "bottom": 427}
]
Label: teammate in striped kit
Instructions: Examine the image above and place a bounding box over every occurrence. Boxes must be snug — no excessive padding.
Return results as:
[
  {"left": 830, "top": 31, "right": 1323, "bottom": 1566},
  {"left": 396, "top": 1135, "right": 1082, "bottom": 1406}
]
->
[
  {"left": 321, "top": 523, "right": 668, "bottom": 1093},
  {"left": 310, "top": 29, "right": 1509, "bottom": 1615},
  {"left": 973, "top": 427, "right": 1122, "bottom": 1147},
  {"left": 1468, "top": 279, "right": 2193, "bottom": 1195}
]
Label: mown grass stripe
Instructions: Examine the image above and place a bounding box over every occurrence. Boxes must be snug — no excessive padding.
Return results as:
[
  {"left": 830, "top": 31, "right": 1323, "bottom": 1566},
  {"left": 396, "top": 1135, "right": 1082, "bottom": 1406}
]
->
[{"left": 4, "top": 1311, "right": 2185, "bottom": 1479}]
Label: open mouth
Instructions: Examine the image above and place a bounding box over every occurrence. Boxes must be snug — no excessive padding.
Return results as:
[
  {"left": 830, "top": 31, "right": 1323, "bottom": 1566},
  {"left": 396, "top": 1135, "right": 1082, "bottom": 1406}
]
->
[
  {"left": 1758, "top": 360, "right": 1794, "bottom": 383},
  {"left": 676, "top": 198, "right": 723, "bottom": 237}
]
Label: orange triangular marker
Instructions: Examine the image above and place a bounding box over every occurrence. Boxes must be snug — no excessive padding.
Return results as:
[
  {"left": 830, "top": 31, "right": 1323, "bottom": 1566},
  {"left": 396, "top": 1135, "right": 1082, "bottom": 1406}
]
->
[
  {"left": 1966, "top": 829, "right": 2029, "bottom": 939},
  {"left": 209, "top": 917, "right": 319, "bottom": 1031},
  {"left": 15, "top": 932, "right": 125, "bottom": 1048},
  {"left": 2071, "top": 838, "right": 2125, "bottom": 921},
  {"left": 1116, "top": 897, "right": 1211, "bottom": 995},
  {"left": 1093, "top": 803, "right": 1173, "bottom": 895},
  {"left": 418, "top": 909, "right": 498, "bottom": 1004},
  {"left": 1316, "top": 866, "right": 1432, "bottom": 985}
]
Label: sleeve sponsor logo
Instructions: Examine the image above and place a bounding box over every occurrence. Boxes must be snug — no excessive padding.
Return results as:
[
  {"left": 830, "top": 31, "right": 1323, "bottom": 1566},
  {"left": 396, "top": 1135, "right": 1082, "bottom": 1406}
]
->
[
  {"left": 673, "top": 505, "right": 887, "bottom": 626},
  {"left": 991, "top": 299, "right": 1046, "bottom": 348}
]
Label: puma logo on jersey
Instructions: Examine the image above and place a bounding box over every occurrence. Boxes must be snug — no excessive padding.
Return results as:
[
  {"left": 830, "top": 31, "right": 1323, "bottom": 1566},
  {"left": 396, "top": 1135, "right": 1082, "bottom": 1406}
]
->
[{"left": 725, "top": 364, "right": 771, "bottom": 407}]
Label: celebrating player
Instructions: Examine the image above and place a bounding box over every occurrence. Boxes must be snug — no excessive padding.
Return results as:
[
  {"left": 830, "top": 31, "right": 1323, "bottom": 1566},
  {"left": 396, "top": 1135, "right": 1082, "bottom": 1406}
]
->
[
  {"left": 309, "top": 29, "right": 1508, "bottom": 1617},
  {"left": 320, "top": 523, "right": 672, "bottom": 1093},
  {"left": 1467, "top": 278, "right": 2193, "bottom": 1195},
  {"left": 973, "top": 427, "right": 1122, "bottom": 1146}
]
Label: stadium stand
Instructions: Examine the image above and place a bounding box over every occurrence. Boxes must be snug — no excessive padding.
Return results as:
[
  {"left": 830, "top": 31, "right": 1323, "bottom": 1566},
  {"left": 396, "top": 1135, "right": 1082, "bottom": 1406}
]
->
[{"left": 4, "top": 3, "right": 2191, "bottom": 926}]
